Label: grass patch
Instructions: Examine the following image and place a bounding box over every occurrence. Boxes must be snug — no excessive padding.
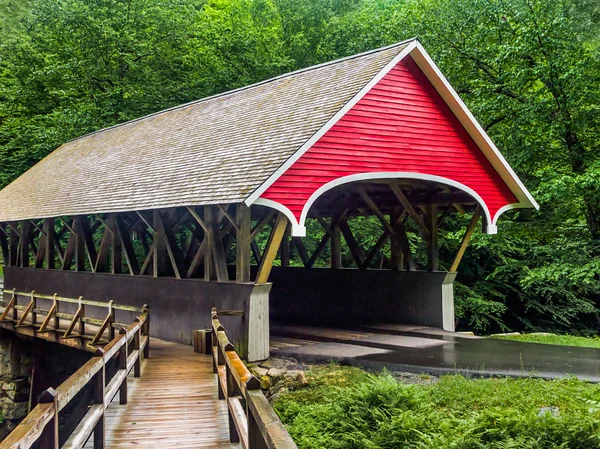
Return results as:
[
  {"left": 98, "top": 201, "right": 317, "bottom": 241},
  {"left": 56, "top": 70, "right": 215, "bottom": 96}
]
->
[
  {"left": 274, "top": 365, "right": 600, "bottom": 449},
  {"left": 492, "top": 333, "right": 600, "bottom": 349}
]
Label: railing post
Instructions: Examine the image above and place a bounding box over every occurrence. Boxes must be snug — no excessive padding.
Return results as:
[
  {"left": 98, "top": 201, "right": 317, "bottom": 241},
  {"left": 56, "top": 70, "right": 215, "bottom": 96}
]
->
[
  {"left": 93, "top": 350, "right": 106, "bottom": 449},
  {"left": 107, "top": 301, "right": 115, "bottom": 341},
  {"left": 247, "top": 410, "right": 269, "bottom": 449},
  {"left": 12, "top": 289, "right": 18, "bottom": 322},
  {"left": 31, "top": 291, "right": 37, "bottom": 327},
  {"left": 142, "top": 305, "right": 150, "bottom": 358},
  {"left": 52, "top": 293, "right": 60, "bottom": 330},
  {"left": 134, "top": 321, "right": 141, "bottom": 378},
  {"left": 38, "top": 387, "right": 59, "bottom": 449},
  {"left": 119, "top": 328, "right": 128, "bottom": 405},
  {"left": 78, "top": 297, "right": 85, "bottom": 336},
  {"left": 225, "top": 361, "right": 240, "bottom": 443}
]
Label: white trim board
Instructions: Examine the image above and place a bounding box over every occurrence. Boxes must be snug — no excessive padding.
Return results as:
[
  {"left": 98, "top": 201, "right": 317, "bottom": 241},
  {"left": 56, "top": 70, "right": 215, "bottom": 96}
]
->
[
  {"left": 256, "top": 172, "right": 525, "bottom": 237},
  {"left": 245, "top": 40, "right": 538, "bottom": 221}
]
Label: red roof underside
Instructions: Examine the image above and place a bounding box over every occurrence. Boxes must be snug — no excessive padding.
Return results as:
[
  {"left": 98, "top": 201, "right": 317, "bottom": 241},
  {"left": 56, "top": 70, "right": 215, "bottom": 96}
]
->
[{"left": 260, "top": 55, "right": 517, "bottom": 221}]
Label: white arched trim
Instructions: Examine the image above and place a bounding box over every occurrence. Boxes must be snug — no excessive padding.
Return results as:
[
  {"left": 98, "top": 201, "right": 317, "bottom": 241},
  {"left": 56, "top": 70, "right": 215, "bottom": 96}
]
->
[
  {"left": 252, "top": 198, "right": 305, "bottom": 237},
  {"left": 297, "top": 172, "right": 495, "bottom": 235},
  {"left": 492, "top": 203, "right": 530, "bottom": 226}
]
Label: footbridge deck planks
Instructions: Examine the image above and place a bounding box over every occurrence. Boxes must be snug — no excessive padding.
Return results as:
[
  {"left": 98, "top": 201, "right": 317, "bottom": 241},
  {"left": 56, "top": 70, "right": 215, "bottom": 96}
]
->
[{"left": 86, "top": 339, "right": 240, "bottom": 449}]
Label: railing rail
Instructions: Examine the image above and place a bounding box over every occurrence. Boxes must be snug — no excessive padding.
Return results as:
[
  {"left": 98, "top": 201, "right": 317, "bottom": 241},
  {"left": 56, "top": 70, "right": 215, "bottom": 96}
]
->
[
  {"left": 211, "top": 308, "right": 297, "bottom": 449},
  {"left": 0, "top": 289, "right": 145, "bottom": 351},
  {"left": 0, "top": 292, "right": 150, "bottom": 449}
]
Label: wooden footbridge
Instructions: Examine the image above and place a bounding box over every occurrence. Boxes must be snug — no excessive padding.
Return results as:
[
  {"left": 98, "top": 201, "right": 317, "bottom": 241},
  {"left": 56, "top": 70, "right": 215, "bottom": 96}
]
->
[{"left": 0, "top": 290, "right": 296, "bottom": 449}]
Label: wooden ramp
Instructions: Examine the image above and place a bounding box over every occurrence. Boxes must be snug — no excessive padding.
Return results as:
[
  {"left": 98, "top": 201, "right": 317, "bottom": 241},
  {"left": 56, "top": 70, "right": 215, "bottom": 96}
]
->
[{"left": 89, "top": 339, "right": 239, "bottom": 449}]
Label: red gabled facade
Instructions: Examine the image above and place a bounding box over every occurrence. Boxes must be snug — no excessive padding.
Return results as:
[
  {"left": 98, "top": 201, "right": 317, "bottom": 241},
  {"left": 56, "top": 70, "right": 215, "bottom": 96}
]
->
[{"left": 260, "top": 55, "right": 518, "bottom": 223}]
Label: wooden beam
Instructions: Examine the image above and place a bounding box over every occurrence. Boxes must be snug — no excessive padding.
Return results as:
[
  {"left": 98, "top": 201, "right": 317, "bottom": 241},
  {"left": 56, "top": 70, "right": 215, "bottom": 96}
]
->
[
  {"left": 116, "top": 216, "right": 140, "bottom": 276},
  {"left": 306, "top": 233, "right": 331, "bottom": 269},
  {"left": 0, "top": 227, "right": 9, "bottom": 267},
  {"left": 108, "top": 215, "right": 122, "bottom": 275},
  {"left": 360, "top": 231, "right": 390, "bottom": 269},
  {"left": 390, "top": 208, "right": 403, "bottom": 271},
  {"left": 291, "top": 237, "right": 309, "bottom": 267},
  {"left": 356, "top": 187, "right": 396, "bottom": 236},
  {"left": 256, "top": 213, "right": 288, "bottom": 284},
  {"left": 187, "top": 206, "right": 209, "bottom": 233},
  {"left": 281, "top": 224, "right": 291, "bottom": 268},
  {"left": 94, "top": 226, "right": 111, "bottom": 273},
  {"left": 250, "top": 240, "right": 262, "bottom": 266},
  {"left": 389, "top": 184, "right": 430, "bottom": 238},
  {"left": 154, "top": 211, "right": 184, "bottom": 279},
  {"left": 236, "top": 204, "right": 251, "bottom": 282},
  {"left": 205, "top": 206, "right": 228, "bottom": 281},
  {"left": 218, "top": 205, "right": 240, "bottom": 233},
  {"left": 34, "top": 227, "right": 46, "bottom": 268},
  {"left": 152, "top": 211, "right": 169, "bottom": 277},
  {"left": 250, "top": 211, "right": 275, "bottom": 241},
  {"left": 8, "top": 223, "right": 18, "bottom": 267},
  {"left": 449, "top": 206, "right": 482, "bottom": 272},
  {"left": 62, "top": 232, "right": 76, "bottom": 271},
  {"left": 394, "top": 218, "right": 416, "bottom": 271},
  {"left": 44, "top": 218, "right": 55, "bottom": 270},
  {"left": 81, "top": 218, "right": 98, "bottom": 272},
  {"left": 20, "top": 221, "right": 31, "bottom": 268},
  {"left": 74, "top": 218, "right": 86, "bottom": 272},
  {"left": 337, "top": 217, "right": 364, "bottom": 267},
  {"left": 427, "top": 203, "right": 438, "bottom": 272}
]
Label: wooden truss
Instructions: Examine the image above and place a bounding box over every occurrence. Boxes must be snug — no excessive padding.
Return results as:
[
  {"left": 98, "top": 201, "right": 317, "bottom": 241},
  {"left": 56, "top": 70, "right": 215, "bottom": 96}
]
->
[{"left": 0, "top": 183, "right": 482, "bottom": 282}]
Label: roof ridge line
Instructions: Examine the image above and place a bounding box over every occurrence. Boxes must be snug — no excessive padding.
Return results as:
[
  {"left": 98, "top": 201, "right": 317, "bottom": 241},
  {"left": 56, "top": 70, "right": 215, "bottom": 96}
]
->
[{"left": 63, "top": 38, "right": 418, "bottom": 145}]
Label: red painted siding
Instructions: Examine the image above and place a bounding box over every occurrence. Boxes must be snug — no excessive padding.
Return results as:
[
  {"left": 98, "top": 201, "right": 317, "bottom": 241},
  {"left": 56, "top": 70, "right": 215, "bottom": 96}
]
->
[{"left": 260, "top": 55, "right": 517, "bottom": 221}]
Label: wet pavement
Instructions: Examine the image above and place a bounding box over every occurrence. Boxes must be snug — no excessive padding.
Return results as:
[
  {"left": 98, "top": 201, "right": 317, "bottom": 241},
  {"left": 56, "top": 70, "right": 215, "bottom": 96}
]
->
[{"left": 270, "top": 324, "right": 600, "bottom": 382}]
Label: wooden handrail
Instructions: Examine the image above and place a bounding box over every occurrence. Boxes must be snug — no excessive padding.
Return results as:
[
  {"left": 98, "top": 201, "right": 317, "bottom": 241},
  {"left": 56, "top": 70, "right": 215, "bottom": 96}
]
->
[
  {"left": 0, "top": 297, "right": 149, "bottom": 449},
  {"left": 0, "top": 289, "right": 148, "bottom": 352},
  {"left": 211, "top": 307, "right": 297, "bottom": 449}
]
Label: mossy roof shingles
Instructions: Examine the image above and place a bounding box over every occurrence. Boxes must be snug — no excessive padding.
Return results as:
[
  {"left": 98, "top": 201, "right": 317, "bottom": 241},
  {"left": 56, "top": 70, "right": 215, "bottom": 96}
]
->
[{"left": 0, "top": 42, "right": 409, "bottom": 221}]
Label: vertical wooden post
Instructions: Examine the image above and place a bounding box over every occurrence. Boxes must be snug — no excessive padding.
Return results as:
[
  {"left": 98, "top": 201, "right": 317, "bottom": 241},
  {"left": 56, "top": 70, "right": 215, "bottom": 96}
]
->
[
  {"left": 107, "top": 302, "right": 115, "bottom": 341},
  {"left": 118, "top": 328, "right": 128, "bottom": 404},
  {"left": 235, "top": 204, "right": 251, "bottom": 283},
  {"left": 204, "top": 206, "right": 228, "bottom": 281},
  {"left": 38, "top": 388, "right": 59, "bottom": 449},
  {"left": 427, "top": 203, "right": 438, "bottom": 272},
  {"left": 281, "top": 223, "right": 291, "bottom": 268},
  {"left": 0, "top": 227, "right": 9, "bottom": 268},
  {"left": 248, "top": 409, "right": 268, "bottom": 449},
  {"left": 226, "top": 363, "right": 240, "bottom": 443},
  {"left": 8, "top": 224, "right": 18, "bottom": 267},
  {"left": 78, "top": 300, "right": 85, "bottom": 336},
  {"left": 390, "top": 208, "right": 403, "bottom": 271},
  {"left": 108, "top": 215, "right": 122, "bottom": 275},
  {"left": 74, "top": 218, "right": 86, "bottom": 272},
  {"left": 20, "top": 221, "right": 31, "bottom": 268},
  {"left": 52, "top": 294, "right": 60, "bottom": 331},
  {"left": 93, "top": 350, "right": 106, "bottom": 449},
  {"left": 134, "top": 323, "right": 141, "bottom": 378},
  {"left": 331, "top": 217, "right": 342, "bottom": 269},
  {"left": 143, "top": 307, "right": 150, "bottom": 359},
  {"left": 44, "top": 218, "right": 55, "bottom": 270},
  {"left": 31, "top": 292, "right": 37, "bottom": 327},
  {"left": 256, "top": 213, "right": 288, "bottom": 284}
]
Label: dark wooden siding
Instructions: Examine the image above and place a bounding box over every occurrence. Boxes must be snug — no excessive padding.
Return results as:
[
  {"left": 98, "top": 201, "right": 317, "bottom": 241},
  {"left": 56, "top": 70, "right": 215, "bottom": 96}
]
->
[{"left": 261, "top": 55, "right": 517, "bottom": 219}]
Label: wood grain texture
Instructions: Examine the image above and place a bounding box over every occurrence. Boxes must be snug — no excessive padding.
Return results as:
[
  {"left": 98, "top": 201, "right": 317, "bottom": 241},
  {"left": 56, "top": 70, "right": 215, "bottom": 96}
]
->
[
  {"left": 85, "top": 339, "right": 240, "bottom": 449},
  {"left": 261, "top": 55, "right": 517, "bottom": 219}
]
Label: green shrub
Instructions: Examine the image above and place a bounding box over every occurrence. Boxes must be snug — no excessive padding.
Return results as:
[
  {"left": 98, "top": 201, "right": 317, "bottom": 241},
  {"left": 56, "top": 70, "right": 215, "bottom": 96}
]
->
[{"left": 274, "top": 368, "right": 600, "bottom": 449}]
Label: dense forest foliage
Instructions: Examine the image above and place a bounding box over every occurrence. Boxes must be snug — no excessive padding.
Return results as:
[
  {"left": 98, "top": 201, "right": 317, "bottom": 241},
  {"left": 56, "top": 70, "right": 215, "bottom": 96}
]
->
[{"left": 0, "top": 0, "right": 598, "bottom": 334}]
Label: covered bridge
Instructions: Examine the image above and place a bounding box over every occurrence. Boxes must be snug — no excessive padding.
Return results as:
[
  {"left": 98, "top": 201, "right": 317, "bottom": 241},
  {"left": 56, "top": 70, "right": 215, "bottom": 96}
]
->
[{"left": 0, "top": 39, "right": 537, "bottom": 361}]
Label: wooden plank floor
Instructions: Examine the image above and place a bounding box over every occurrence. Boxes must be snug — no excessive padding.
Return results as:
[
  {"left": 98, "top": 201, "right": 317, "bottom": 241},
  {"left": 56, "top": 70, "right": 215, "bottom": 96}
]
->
[{"left": 87, "top": 339, "right": 240, "bottom": 449}]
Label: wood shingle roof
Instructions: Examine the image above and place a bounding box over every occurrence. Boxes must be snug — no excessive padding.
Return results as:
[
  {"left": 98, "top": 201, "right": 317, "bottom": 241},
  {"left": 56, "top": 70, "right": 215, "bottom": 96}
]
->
[{"left": 0, "top": 41, "right": 411, "bottom": 221}]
